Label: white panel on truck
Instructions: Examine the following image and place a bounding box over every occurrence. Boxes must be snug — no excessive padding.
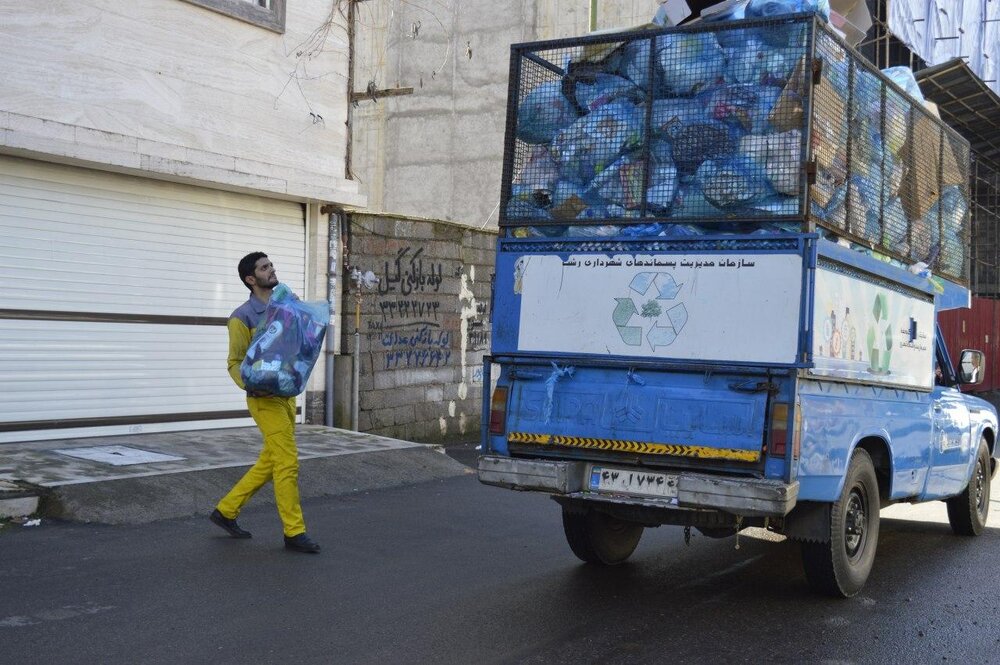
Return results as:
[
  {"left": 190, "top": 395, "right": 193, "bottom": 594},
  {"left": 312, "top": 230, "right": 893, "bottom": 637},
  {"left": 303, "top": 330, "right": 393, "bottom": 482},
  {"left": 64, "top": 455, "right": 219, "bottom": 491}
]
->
[
  {"left": 516, "top": 252, "right": 803, "bottom": 364},
  {"left": 810, "top": 262, "right": 935, "bottom": 390}
]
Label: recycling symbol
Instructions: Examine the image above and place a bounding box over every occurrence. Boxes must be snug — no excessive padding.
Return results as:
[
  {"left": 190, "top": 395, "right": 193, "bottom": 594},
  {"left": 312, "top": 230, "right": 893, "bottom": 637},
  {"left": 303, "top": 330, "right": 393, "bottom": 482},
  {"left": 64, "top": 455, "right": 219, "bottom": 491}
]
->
[{"left": 613, "top": 272, "right": 688, "bottom": 350}]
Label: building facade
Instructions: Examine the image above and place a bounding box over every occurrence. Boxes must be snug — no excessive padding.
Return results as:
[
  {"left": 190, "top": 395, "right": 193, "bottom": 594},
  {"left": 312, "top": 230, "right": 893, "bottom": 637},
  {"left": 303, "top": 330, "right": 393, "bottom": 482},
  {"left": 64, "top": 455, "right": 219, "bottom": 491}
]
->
[{"left": 0, "top": 0, "right": 363, "bottom": 443}]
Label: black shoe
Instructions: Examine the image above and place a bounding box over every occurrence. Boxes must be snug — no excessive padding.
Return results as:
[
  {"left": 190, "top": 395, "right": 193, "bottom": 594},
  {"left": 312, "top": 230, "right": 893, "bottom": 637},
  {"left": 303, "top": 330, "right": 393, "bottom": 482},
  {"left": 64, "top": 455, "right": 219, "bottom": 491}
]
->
[
  {"left": 284, "top": 533, "right": 321, "bottom": 553},
  {"left": 210, "top": 509, "right": 252, "bottom": 538}
]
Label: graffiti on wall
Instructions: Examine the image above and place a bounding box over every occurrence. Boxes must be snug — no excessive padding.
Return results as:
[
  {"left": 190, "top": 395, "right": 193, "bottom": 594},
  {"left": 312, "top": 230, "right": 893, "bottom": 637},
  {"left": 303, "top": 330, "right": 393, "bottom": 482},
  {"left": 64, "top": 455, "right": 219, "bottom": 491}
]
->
[{"left": 377, "top": 247, "right": 443, "bottom": 296}]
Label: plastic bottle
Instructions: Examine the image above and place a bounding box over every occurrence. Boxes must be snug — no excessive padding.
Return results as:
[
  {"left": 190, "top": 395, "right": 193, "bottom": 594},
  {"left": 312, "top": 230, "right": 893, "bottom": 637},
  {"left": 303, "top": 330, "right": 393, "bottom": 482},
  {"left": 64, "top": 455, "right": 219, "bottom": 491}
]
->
[
  {"left": 843, "top": 307, "right": 856, "bottom": 360},
  {"left": 830, "top": 310, "right": 841, "bottom": 357},
  {"left": 256, "top": 321, "right": 284, "bottom": 351}
]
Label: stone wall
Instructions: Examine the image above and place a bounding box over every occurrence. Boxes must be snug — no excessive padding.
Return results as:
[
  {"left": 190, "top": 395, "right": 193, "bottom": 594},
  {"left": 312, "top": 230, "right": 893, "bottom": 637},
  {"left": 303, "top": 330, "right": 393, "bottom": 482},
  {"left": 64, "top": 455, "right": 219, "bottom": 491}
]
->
[{"left": 342, "top": 213, "right": 495, "bottom": 442}]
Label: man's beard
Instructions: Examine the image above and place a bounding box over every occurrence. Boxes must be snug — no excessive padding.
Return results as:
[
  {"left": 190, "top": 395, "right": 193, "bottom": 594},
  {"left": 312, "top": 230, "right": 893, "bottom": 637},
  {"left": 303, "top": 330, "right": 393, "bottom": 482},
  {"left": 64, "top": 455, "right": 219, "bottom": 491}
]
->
[{"left": 261, "top": 275, "right": 279, "bottom": 288}]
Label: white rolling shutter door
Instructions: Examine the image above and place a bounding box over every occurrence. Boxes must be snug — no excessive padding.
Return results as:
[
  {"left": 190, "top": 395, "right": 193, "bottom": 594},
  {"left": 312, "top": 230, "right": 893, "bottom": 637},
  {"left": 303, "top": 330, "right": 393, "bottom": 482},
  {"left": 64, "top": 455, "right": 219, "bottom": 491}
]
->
[{"left": 0, "top": 156, "right": 306, "bottom": 443}]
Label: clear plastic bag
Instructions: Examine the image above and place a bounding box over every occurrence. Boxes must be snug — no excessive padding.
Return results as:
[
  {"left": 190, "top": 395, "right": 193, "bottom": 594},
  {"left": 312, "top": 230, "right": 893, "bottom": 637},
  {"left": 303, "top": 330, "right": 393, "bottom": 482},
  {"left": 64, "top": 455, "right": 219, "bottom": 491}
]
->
[{"left": 241, "top": 284, "right": 330, "bottom": 397}]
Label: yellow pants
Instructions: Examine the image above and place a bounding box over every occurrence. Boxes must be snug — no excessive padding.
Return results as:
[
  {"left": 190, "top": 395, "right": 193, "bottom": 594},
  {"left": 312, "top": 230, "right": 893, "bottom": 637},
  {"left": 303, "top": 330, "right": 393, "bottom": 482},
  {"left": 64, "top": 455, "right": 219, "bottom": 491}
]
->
[{"left": 216, "top": 395, "right": 306, "bottom": 537}]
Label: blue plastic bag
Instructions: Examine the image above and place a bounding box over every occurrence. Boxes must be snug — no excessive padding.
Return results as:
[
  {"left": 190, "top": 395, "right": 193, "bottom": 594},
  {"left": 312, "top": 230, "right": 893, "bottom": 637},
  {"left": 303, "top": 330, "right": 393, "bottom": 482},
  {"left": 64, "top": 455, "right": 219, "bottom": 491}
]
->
[
  {"left": 241, "top": 284, "right": 329, "bottom": 397},
  {"left": 551, "top": 102, "right": 644, "bottom": 184},
  {"left": 656, "top": 32, "right": 726, "bottom": 95},
  {"left": 882, "top": 66, "right": 924, "bottom": 104},
  {"left": 575, "top": 74, "right": 644, "bottom": 111},
  {"left": 516, "top": 81, "right": 578, "bottom": 144},
  {"left": 700, "top": 84, "right": 782, "bottom": 133},
  {"left": 696, "top": 155, "right": 774, "bottom": 209}
]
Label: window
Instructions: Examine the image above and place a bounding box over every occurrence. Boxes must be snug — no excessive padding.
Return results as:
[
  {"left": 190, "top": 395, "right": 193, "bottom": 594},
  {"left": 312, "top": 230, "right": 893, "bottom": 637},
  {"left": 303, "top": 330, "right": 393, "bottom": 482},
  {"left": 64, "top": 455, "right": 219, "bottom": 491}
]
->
[{"left": 182, "top": 0, "right": 286, "bottom": 33}]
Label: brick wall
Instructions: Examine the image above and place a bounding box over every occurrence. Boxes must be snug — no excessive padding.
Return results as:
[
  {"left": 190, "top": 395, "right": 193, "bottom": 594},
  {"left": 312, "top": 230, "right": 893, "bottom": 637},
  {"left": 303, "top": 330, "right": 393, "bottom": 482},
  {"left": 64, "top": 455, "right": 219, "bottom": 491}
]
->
[{"left": 343, "top": 213, "right": 495, "bottom": 443}]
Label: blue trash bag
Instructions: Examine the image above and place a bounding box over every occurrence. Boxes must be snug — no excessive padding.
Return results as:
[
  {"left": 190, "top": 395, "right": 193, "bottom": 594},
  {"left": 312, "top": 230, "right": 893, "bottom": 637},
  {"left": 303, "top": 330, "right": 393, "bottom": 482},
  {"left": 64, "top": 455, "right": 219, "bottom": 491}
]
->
[
  {"left": 670, "top": 182, "right": 722, "bottom": 218},
  {"left": 700, "top": 84, "right": 782, "bottom": 133},
  {"left": 621, "top": 38, "right": 654, "bottom": 89},
  {"left": 725, "top": 38, "right": 799, "bottom": 86},
  {"left": 241, "top": 284, "right": 329, "bottom": 397},
  {"left": 656, "top": 32, "right": 726, "bottom": 96},
  {"left": 516, "top": 80, "right": 578, "bottom": 144},
  {"left": 881, "top": 196, "right": 909, "bottom": 255},
  {"left": 849, "top": 69, "right": 884, "bottom": 131},
  {"left": 940, "top": 229, "right": 966, "bottom": 276},
  {"left": 575, "top": 74, "right": 644, "bottom": 111},
  {"left": 651, "top": 98, "right": 706, "bottom": 138},
  {"left": 747, "top": 0, "right": 829, "bottom": 47},
  {"left": 696, "top": 155, "right": 774, "bottom": 209},
  {"left": 588, "top": 154, "right": 646, "bottom": 210},
  {"left": 882, "top": 66, "right": 925, "bottom": 105},
  {"left": 506, "top": 197, "right": 553, "bottom": 221},
  {"left": 551, "top": 102, "right": 645, "bottom": 185},
  {"left": 739, "top": 129, "right": 803, "bottom": 195},
  {"left": 747, "top": 0, "right": 830, "bottom": 19},
  {"left": 566, "top": 224, "right": 623, "bottom": 237},
  {"left": 670, "top": 120, "right": 745, "bottom": 175}
]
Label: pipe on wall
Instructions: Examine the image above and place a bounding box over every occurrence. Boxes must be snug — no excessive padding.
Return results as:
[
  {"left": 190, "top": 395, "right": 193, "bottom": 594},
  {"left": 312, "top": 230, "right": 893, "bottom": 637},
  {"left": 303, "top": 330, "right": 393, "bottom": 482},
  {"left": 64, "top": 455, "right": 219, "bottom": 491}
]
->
[{"left": 325, "top": 211, "right": 340, "bottom": 428}]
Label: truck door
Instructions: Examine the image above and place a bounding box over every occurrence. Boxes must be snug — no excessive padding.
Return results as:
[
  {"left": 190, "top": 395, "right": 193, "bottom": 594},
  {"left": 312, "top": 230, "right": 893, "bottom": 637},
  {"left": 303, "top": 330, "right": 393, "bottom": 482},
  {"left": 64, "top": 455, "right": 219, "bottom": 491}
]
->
[{"left": 924, "top": 346, "right": 973, "bottom": 499}]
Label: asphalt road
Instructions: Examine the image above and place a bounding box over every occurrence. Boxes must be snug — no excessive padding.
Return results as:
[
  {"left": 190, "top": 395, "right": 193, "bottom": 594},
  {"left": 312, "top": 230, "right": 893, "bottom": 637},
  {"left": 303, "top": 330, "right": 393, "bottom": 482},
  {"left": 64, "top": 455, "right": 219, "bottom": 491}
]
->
[{"left": 2, "top": 450, "right": 1000, "bottom": 665}]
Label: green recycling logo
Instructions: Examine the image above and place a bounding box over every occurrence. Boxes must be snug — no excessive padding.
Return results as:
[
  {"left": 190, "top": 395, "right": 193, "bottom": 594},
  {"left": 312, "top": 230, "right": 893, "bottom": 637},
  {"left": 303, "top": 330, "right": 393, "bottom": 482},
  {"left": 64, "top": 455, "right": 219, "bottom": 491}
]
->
[{"left": 613, "top": 272, "right": 688, "bottom": 350}]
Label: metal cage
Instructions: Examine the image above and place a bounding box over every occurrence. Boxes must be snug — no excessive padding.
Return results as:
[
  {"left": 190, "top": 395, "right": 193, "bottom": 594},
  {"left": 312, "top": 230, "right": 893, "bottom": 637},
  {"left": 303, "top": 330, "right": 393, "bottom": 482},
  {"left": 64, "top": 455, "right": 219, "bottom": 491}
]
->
[{"left": 498, "top": 13, "right": 972, "bottom": 284}]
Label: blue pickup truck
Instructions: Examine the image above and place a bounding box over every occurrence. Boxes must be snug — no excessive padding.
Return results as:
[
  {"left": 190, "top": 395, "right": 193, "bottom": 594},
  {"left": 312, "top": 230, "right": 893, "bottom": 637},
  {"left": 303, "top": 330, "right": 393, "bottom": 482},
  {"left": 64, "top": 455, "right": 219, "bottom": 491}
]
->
[{"left": 478, "top": 15, "right": 998, "bottom": 597}]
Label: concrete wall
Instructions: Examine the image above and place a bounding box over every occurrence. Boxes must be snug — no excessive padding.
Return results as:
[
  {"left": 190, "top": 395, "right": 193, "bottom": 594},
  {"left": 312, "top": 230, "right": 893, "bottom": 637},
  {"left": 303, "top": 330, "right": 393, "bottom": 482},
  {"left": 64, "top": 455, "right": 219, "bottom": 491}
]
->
[
  {"left": 339, "top": 213, "right": 495, "bottom": 442},
  {"left": 0, "top": 0, "right": 363, "bottom": 206},
  {"left": 350, "top": 0, "right": 658, "bottom": 228}
]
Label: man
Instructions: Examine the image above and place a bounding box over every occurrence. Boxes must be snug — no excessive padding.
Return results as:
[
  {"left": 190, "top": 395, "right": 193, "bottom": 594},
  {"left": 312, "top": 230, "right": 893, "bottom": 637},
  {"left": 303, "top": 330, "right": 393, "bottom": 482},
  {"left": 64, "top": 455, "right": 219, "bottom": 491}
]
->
[{"left": 209, "top": 252, "right": 321, "bottom": 554}]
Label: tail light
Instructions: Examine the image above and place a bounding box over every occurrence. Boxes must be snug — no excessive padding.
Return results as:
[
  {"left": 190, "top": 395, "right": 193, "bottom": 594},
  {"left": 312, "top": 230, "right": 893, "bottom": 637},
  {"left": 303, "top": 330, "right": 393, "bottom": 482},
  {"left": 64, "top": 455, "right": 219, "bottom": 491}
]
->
[
  {"left": 489, "top": 386, "right": 509, "bottom": 435},
  {"left": 769, "top": 402, "right": 789, "bottom": 458}
]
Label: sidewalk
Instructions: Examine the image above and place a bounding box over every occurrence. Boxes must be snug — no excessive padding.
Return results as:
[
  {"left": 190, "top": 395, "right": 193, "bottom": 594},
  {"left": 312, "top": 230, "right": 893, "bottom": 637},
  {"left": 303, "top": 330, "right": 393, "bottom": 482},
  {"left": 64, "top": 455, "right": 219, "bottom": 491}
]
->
[{"left": 0, "top": 426, "right": 470, "bottom": 524}]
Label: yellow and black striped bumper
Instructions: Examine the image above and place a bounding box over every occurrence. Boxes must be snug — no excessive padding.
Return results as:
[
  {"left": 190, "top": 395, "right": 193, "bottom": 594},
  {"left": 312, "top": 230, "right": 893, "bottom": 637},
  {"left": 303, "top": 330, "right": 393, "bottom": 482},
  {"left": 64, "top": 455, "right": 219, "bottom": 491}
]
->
[{"left": 507, "top": 431, "right": 760, "bottom": 463}]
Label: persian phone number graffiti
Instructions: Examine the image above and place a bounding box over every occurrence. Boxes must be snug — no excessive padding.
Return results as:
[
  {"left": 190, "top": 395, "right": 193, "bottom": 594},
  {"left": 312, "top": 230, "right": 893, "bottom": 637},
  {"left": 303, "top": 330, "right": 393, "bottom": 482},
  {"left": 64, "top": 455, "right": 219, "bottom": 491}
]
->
[{"left": 381, "top": 325, "right": 452, "bottom": 369}]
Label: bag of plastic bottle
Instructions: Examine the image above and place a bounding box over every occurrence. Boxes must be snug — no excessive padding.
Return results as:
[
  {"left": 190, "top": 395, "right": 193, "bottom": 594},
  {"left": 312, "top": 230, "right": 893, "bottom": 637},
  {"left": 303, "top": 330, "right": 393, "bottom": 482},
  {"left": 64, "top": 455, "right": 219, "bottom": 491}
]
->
[
  {"left": 550, "top": 101, "right": 644, "bottom": 185},
  {"left": 696, "top": 155, "right": 774, "bottom": 209},
  {"left": 656, "top": 32, "right": 726, "bottom": 96},
  {"left": 700, "top": 84, "right": 782, "bottom": 133},
  {"left": 746, "top": 0, "right": 829, "bottom": 47},
  {"left": 516, "top": 80, "right": 578, "bottom": 144},
  {"left": 881, "top": 66, "right": 924, "bottom": 105},
  {"left": 241, "top": 284, "right": 329, "bottom": 397},
  {"left": 574, "top": 74, "right": 644, "bottom": 112}
]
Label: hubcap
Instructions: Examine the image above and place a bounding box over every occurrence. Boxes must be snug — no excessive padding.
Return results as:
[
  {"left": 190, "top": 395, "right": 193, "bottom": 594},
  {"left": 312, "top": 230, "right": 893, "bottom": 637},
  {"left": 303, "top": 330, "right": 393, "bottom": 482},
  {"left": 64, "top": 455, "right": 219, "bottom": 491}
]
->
[{"left": 844, "top": 489, "right": 867, "bottom": 559}]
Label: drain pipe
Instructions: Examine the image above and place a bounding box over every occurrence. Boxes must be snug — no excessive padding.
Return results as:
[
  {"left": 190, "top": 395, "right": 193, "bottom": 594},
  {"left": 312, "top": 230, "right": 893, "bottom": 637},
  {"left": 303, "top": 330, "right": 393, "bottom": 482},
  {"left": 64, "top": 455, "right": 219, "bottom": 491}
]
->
[{"left": 323, "top": 210, "right": 340, "bottom": 428}]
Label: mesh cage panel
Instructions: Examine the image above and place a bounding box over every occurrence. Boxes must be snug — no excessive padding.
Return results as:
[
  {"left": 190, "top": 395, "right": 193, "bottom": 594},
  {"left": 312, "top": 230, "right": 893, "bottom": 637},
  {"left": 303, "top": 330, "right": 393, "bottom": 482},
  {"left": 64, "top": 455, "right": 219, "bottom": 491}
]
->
[
  {"left": 500, "top": 16, "right": 973, "bottom": 285},
  {"left": 809, "top": 30, "right": 850, "bottom": 234},
  {"left": 502, "top": 16, "right": 811, "bottom": 237}
]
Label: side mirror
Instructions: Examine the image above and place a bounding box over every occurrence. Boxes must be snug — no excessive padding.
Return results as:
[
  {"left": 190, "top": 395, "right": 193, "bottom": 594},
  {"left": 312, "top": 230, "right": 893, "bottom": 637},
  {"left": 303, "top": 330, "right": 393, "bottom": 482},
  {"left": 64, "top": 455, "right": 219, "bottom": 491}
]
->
[{"left": 959, "top": 349, "right": 985, "bottom": 385}]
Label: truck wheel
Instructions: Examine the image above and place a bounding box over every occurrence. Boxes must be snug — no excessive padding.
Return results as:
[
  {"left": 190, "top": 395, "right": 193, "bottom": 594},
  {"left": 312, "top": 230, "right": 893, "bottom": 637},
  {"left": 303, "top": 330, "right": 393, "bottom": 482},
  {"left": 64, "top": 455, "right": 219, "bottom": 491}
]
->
[
  {"left": 561, "top": 506, "right": 643, "bottom": 565},
  {"left": 946, "top": 437, "right": 990, "bottom": 536},
  {"left": 801, "top": 449, "right": 880, "bottom": 598}
]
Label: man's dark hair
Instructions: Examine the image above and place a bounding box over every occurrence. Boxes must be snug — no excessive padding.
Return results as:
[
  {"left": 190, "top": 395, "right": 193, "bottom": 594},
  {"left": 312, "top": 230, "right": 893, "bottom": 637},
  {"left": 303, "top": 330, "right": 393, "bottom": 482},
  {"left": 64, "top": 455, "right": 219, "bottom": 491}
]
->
[{"left": 238, "top": 252, "right": 268, "bottom": 291}]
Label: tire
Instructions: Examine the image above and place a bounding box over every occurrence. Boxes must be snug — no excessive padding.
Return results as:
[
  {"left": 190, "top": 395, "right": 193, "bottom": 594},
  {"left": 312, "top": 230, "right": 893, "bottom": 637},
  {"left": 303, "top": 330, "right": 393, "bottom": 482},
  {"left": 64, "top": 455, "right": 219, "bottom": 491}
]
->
[
  {"left": 801, "top": 449, "right": 880, "bottom": 598},
  {"left": 561, "top": 506, "right": 643, "bottom": 565},
  {"left": 946, "top": 437, "right": 991, "bottom": 537}
]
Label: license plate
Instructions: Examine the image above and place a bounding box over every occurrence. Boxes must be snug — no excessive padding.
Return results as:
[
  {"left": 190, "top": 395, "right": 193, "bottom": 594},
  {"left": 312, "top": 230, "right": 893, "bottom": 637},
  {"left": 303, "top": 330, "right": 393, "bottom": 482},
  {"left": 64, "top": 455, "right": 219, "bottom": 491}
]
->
[{"left": 589, "top": 466, "right": 678, "bottom": 499}]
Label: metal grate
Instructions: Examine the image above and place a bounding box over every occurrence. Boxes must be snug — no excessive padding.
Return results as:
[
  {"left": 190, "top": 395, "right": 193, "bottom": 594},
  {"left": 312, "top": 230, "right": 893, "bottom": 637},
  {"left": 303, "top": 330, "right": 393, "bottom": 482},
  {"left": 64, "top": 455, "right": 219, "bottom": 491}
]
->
[{"left": 499, "top": 14, "right": 973, "bottom": 284}]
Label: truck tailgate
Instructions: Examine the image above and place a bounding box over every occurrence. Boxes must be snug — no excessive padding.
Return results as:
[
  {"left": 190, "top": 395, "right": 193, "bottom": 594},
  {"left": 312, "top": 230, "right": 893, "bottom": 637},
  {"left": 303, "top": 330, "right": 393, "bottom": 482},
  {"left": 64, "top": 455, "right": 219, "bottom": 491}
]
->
[{"left": 505, "top": 365, "right": 770, "bottom": 464}]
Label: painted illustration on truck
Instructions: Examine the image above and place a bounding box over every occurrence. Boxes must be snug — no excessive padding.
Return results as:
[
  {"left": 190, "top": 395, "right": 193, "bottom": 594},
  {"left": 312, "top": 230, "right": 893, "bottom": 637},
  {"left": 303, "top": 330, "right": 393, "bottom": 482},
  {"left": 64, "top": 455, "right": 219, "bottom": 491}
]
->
[
  {"left": 613, "top": 272, "right": 687, "bottom": 350},
  {"left": 810, "top": 264, "right": 934, "bottom": 389},
  {"left": 515, "top": 253, "right": 803, "bottom": 364}
]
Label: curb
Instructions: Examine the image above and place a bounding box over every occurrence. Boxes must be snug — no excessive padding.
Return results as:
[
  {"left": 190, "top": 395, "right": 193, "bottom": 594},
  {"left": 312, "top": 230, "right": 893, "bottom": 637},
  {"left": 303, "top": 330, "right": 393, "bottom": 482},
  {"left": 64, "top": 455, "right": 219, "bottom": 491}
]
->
[{"left": 38, "top": 445, "right": 471, "bottom": 525}]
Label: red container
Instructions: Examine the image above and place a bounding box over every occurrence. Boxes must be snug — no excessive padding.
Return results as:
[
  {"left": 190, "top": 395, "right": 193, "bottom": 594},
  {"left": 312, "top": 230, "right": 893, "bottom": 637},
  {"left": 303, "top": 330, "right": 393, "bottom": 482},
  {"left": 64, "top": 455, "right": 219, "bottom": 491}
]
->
[{"left": 938, "top": 297, "right": 1000, "bottom": 392}]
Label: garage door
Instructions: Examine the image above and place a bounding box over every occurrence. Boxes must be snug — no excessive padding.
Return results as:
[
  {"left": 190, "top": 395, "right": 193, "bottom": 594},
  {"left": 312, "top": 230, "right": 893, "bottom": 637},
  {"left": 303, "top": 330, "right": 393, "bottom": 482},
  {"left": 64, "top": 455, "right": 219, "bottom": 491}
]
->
[{"left": 0, "top": 156, "right": 306, "bottom": 443}]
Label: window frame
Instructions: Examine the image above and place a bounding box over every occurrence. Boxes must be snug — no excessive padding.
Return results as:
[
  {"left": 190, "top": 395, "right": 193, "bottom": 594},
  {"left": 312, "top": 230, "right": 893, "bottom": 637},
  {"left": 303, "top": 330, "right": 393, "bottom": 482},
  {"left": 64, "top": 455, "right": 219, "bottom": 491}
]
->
[{"left": 181, "top": 0, "right": 286, "bottom": 34}]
